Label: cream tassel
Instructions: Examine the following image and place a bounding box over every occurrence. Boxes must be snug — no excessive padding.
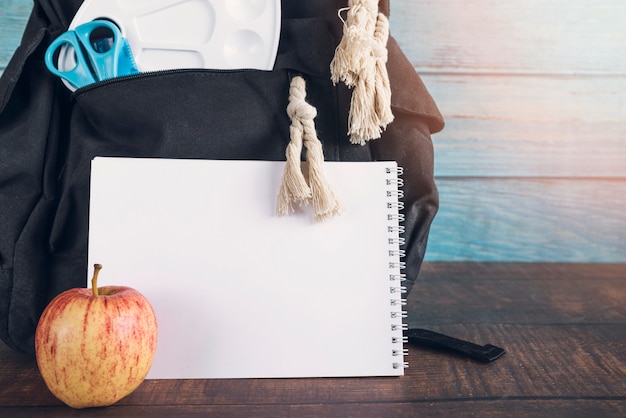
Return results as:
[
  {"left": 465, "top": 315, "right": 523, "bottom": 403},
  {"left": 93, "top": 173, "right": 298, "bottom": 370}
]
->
[
  {"left": 373, "top": 13, "right": 394, "bottom": 130},
  {"left": 277, "top": 76, "right": 343, "bottom": 221},
  {"left": 330, "top": 1, "right": 394, "bottom": 145},
  {"left": 330, "top": 0, "right": 379, "bottom": 88}
]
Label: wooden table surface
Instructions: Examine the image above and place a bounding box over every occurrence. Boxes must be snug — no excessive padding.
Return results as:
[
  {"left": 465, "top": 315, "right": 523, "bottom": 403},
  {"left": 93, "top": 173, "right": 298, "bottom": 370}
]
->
[{"left": 1, "top": 262, "right": 625, "bottom": 417}]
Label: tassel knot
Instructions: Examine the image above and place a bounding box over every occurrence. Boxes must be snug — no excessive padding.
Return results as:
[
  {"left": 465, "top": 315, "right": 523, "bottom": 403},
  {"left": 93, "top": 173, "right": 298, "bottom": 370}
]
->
[
  {"left": 277, "top": 76, "right": 343, "bottom": 221},
  {"left": 287, "top": 97, "right": 317, "bottom": 121}
]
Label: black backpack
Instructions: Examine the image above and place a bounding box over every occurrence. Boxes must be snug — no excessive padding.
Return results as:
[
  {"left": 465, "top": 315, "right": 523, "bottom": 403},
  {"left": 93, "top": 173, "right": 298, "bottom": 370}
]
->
[{"left": 0, "top": 0, "right": 443, "bottom": 355}]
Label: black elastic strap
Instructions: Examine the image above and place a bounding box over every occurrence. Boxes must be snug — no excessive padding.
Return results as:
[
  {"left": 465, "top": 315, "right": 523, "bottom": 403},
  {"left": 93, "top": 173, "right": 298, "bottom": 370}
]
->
[{"left": 407, "top": 328, "right": 505, "bottom": 363}]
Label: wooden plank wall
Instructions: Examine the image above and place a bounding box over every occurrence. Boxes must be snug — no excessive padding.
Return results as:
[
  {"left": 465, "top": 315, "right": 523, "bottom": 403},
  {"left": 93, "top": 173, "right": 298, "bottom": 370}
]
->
[
  {"left": 392, "top": 0, "right": 626, "bottom": 262},
  {"left": 1, "top": 0, "right": 625, "bottom": 262}
]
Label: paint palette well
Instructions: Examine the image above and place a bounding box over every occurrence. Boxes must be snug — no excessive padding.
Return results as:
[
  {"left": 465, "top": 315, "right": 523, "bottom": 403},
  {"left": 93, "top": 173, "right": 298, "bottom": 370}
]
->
[{"left": 67, "top": 0, "right": 281, "bottom": 73}]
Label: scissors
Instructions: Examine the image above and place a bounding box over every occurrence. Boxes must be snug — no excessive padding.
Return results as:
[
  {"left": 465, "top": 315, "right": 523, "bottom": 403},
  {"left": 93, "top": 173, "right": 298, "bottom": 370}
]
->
[{"left": 45, "top": 20, "right": 139, "bottom": 90}]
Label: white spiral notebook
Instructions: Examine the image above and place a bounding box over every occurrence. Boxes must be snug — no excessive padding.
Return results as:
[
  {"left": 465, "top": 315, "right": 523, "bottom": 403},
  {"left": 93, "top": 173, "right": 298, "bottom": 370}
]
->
[{"left": 88, "top": 157, "right": 408, "bottom": 379}]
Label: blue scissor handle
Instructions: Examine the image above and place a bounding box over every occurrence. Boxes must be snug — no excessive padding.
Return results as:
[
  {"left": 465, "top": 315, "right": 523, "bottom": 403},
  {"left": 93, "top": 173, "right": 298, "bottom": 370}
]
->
[
  {"left": 45, "top": 30, "right": 98, "bottom": 89},
  {"left": 45, "top": 20, "right": 137, "bottom": 90},
  {"left": 74, "top": 20, "right": 125, "bottom": 81}
]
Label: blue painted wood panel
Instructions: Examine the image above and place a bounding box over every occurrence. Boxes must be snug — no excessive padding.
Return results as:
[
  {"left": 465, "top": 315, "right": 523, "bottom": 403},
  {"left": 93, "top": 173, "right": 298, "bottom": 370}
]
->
[
  {"left": 429, "top": 179, "right": 626, "bottom": 262},
  {"left": 422, "top": 74, "right": 626, "bottom": 178},
  {"left": 390, "top": 0, "right": 626, "bottom": 262},
  {"left": 392, "top": 0, "right": 626, "bottom": 75},
  {"left": 0, "top": 0, "right": 30, "bottom": 67},
  {"left": 1, "top": 0, "right": 625, "bottom": 262}
]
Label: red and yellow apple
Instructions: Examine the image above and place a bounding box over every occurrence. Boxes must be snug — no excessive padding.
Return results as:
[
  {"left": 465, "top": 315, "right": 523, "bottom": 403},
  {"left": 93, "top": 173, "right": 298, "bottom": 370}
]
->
[{"left": 35, "top": 264, "right": 158, "bottom": 409}]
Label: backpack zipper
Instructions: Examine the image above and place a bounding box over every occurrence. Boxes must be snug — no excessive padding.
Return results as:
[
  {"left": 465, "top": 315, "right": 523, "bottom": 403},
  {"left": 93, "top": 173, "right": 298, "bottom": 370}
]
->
[{"left": 72, "top": 67, "right": 258, "bottom": 96}]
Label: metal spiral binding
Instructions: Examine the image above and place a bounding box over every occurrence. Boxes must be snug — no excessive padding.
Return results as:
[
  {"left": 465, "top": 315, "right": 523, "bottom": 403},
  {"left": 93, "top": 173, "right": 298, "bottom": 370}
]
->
[
  {"left": 392, "top": 362, "right": 409, "bottom": 370},
  {"left": 387, "top": 201, "right": 405, "bottom": 210},
  {"left": 386, "top": 177, "right": 405, "bottom": 187},
  {"left": 388, "top": 225, "right": 405, "bottom": 234},
  {"left": 389, "top": 273, "right": 407, "bottom": 282},
  {"left": 390, "top": 285, "right": 407, "bottom": 294},
  {"left": 386, "top": 189, "right": 405, "bottom": 199},
  {"left": 389, "top": 249, "right": 406, "bottom": 258},
  {"left": 387, "top": 213, "right": 405, "bottom": 222},
  {"left": 391, "top": 323, "right": 409, "bottom": 332},
  {"left": 386, "top": 164, "right": 408, "bottom": 370},
  {"left": 388, "top": 237, "right": 406, "bottom": 246},
  {"left": 389, "top": 261, "right": 407, "bottom": 270},
  {"left": 386, "top": 167, "right": 404, "bottom": 176}
]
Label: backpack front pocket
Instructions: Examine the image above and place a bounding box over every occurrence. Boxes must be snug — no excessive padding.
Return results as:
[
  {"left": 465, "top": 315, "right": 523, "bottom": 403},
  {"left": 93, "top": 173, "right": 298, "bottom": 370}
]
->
[{"left": 48, "top": 68, "right": 295, "bottom": 257}]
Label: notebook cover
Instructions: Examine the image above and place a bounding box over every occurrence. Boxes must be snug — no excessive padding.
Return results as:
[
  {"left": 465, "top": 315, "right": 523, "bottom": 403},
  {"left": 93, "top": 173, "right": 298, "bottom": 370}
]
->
[{"left": 88, "top": 157, "right": 407, "bottom": 379}]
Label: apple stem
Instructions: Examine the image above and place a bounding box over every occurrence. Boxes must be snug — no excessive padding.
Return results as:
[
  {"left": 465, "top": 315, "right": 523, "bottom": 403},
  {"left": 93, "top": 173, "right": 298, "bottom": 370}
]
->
[{"left": 92, "top": 264, "right": 102, "bottom": 297}]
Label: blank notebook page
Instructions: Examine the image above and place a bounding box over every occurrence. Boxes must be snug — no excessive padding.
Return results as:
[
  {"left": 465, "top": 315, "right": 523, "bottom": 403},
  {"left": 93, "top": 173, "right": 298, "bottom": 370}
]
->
[{"left": 88, "top": 157, "right": 406, "bottom": 379}]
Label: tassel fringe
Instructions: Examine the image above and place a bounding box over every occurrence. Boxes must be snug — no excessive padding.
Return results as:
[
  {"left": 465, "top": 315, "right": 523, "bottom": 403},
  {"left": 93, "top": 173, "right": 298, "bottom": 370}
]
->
[
  {"left": 277, "top": 76, "right": 343, "bottom": 221},
  {"left": 277, "top": 1, "right": 394, "bottom": 220},
  {"left": 330, "top": 1, "right": 394, "bottom": 145}
]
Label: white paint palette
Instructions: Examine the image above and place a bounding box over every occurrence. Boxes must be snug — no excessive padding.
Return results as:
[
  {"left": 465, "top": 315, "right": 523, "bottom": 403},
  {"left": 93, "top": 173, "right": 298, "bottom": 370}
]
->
[{"left": 68, "top": 0, "right": 281, "bottom": 72}]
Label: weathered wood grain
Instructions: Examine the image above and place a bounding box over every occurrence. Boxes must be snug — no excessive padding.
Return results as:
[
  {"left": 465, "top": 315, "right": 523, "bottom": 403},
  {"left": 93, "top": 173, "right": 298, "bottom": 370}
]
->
[
  {"left": 427, "top": 179, "right": 626, "bottom": 261},
  {"left": 392, "top": 0, "right": 626, "bottom": 75},
  {"left": 2, "top": 401, "right": 626, "bottom": 418},
  {"left": 411, "top": 262, "right": 626, "bottom": 324},
  {"left": 2, "top": 263, "right": 625, "bottom": 417},
  {"left": 389, "top": 0, "right": 626, "bottom": 262},
  {"left": 424, "top": 74, "right": 626, "bottom": 178},
  {"left": 0, "top": 0, "right": 30, "bottom": 69}
]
